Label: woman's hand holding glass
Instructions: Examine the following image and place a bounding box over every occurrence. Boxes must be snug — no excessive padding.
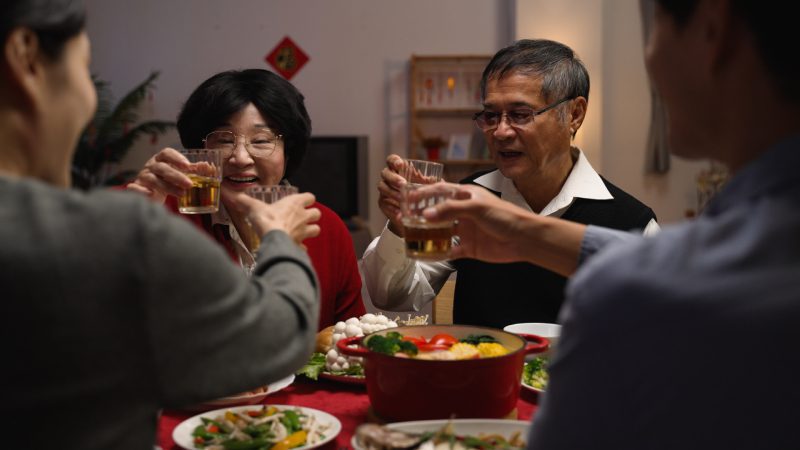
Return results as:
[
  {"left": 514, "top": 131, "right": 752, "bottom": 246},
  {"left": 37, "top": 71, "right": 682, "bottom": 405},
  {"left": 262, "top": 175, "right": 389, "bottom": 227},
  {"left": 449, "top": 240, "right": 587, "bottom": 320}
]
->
[{"left": 127, "top": 147, "right": 193, "bottom": 203}]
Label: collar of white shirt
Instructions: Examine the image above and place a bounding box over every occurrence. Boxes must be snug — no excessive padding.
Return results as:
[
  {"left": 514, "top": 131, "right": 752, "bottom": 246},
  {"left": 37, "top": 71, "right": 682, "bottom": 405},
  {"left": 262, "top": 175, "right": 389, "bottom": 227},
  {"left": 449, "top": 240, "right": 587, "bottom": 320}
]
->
[
  {"left": 472, "top": 147, "right": 612, "bottom": 217},
  {"left": 209, "top": 206, "right": 255, "bottom": 266}
]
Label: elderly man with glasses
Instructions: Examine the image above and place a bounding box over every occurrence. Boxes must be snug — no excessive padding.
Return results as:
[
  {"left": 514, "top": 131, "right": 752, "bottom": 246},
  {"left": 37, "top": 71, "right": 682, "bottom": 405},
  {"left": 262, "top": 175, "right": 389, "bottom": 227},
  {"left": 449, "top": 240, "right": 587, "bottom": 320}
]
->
[{"left": 362, "top": 39, "right": 658, "bottom": 328}]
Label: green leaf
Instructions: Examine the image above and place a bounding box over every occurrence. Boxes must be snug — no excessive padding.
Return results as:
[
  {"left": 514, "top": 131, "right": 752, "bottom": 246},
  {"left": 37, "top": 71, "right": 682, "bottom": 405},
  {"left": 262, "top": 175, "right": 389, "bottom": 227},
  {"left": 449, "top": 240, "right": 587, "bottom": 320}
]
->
[
  {"left": 459, "top": 334, "right": 499, "bottom": 345},
  {"left": 296, "top": 353, "right": 326, "bottom": 380}
]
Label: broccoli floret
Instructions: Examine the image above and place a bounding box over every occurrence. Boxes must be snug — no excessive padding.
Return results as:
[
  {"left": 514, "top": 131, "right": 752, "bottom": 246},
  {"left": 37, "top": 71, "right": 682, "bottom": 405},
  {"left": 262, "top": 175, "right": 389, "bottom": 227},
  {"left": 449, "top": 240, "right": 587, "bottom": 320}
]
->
[{"left": 366, "top": 333, "right": 418, "bottom": 356}]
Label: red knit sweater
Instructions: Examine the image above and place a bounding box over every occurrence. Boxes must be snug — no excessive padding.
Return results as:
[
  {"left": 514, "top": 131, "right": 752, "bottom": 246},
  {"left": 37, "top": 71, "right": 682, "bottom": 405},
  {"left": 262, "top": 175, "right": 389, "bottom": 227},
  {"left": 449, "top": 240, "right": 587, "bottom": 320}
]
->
[{"left": 165, "top": 197, "right": 365, "bottom": 330}]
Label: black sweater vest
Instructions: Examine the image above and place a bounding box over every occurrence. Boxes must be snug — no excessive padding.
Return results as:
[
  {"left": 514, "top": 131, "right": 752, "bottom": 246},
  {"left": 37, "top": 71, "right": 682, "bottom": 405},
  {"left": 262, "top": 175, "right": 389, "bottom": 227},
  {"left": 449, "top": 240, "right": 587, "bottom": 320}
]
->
[{"left": 451, "top": 171, "right": 656, "bottom": 328}]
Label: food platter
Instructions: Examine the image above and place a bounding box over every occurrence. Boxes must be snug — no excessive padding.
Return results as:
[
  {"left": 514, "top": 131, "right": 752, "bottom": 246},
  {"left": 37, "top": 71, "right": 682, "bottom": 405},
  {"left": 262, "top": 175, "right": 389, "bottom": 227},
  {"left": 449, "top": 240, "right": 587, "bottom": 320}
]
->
[
  {"left": 521, "top": 358, "right": 548, "bottom": 394},
  {"left": 351, "top": 419, "right": 530, "bottom": 450},
  {"left": 173, "top": 404, "right": 341, "bottom": 450},
  {"left": 188, "top": 374, "right": 294, "bottom": 412},
  {"left": 521, "top": 379, "right": 545, "bottom": 394},
  {"left": 318, "top": 372, "right": 366, "bottom": 385}
]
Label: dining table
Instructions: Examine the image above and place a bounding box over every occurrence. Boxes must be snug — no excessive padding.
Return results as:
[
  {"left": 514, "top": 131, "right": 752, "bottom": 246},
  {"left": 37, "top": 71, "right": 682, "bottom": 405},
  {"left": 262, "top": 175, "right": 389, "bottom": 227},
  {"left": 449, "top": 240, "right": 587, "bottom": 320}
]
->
[{"left": 157, "top": 375, "right": 541, "bottom": 450}]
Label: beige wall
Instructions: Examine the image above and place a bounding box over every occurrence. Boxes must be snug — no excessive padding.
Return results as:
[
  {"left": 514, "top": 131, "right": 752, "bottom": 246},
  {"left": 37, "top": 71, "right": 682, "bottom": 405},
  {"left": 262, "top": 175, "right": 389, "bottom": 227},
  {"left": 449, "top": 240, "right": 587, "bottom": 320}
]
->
[{"left": 515, "top": 0, "right": 707, "bottom": 223}]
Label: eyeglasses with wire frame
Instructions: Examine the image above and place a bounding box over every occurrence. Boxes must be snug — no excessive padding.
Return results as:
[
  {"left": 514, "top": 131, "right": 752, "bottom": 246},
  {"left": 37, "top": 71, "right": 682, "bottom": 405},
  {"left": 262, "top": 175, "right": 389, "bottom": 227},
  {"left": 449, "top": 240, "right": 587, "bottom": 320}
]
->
[
  {"left": 472, "top": 97, "right": 574, "bottom": 131},
  {"left": 203, "top": 130, "right": 283, "bottom": 159}
]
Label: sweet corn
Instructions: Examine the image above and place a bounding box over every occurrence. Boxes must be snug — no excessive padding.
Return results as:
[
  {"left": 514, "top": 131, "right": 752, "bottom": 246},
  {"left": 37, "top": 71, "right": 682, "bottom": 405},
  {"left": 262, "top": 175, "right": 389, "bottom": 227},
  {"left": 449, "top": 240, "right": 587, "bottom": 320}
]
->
[
  {"left": 477, "top": 342, "right": 509, "bottom": 357},
  {"left": 449, "top": 342, "right": 480, "bottom": 359}
]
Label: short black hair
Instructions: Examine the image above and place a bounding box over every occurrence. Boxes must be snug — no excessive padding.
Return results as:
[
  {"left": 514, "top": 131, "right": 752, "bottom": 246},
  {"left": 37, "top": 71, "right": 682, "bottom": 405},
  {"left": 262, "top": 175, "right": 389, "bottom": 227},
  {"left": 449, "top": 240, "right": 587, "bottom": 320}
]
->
[
  {"left": 1, "top": 0, "right": 86, "bottom": 60},
  {"left": 177, "top": 69, "right": 312, "bottom": 178},
  {"left": 656, "top": 0, "right": 798, "bottom": 102},
  {"left": 480, "top": 39, "right": 590, "bottom": 104}
]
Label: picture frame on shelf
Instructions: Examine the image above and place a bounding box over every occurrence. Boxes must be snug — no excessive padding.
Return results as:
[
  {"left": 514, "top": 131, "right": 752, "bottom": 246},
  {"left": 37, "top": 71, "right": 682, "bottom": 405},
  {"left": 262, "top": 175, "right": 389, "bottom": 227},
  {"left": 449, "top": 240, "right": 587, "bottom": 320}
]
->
[{"left": 447, "top": 133, "right": 472, "bottom": 160}]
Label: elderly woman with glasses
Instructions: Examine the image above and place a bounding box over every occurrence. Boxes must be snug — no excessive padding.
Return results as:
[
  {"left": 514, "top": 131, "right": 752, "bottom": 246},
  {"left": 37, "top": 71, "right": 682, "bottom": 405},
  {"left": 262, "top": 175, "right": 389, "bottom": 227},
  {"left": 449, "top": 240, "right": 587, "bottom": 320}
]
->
[
  {"left": 362, "top": 39, "right": 659, "bottom": 329},
  {"left": 129, "top": 69, "right": 365, "bottom": 330}
]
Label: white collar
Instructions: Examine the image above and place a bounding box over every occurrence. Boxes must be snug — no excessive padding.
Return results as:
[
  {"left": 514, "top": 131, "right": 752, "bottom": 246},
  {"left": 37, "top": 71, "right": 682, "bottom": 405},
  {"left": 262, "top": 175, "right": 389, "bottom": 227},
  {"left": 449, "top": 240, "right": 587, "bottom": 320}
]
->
[
  {"left": 473, "top": 147, "right": 612, "bottom": 216},
  {"left": 210, "top": 206, "right": 255, "bottom": 266}
]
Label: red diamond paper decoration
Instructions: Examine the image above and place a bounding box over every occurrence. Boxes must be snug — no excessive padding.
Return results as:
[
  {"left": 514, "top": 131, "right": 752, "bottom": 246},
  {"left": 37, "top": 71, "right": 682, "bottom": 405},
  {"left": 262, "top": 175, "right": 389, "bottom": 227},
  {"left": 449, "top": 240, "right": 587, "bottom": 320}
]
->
[{"left": 265, "top": 36, "right": 309, "bottom": 80}]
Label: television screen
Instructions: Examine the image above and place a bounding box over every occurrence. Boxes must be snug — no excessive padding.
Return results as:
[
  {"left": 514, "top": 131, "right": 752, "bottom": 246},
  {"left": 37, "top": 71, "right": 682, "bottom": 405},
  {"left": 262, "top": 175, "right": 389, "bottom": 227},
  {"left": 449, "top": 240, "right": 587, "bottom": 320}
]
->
[{"left": 287, "top": 136, "right": 368, "bottom": 222}]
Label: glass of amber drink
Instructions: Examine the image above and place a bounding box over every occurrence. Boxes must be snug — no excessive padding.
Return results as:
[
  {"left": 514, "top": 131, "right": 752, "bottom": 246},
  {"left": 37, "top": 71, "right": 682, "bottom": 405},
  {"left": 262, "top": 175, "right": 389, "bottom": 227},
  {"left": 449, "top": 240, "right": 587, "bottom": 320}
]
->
[
  {"left": 243, "top": 185, "right": 300, "bottom": 253},
  {"left": 401, "top": 183, "right": 455, "bottom": 260},
  {"left": 177, "top": 149, "right": 223, "bottom": 214},
  {"left": 401, "top": 159, "right": 444, "bottom": 185}
]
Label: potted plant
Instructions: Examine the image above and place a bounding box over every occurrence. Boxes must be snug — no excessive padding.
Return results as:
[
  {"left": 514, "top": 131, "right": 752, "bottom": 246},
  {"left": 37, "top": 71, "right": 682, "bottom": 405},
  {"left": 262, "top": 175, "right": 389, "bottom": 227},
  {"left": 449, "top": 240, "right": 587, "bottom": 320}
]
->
[{"left": 72, "top": 71, "right": 175, "bottom": 189}]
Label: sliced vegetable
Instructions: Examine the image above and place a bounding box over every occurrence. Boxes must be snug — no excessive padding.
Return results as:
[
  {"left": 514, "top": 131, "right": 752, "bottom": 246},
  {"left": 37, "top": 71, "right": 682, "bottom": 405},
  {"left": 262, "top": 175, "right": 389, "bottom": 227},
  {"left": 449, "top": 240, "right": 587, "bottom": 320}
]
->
[
  {"left": 417, "top": 343, "right": 451, "bottom": 352},
  {"left": 402, "top": 336, "right": 427, "bottom": 346},
  {"left": 221, "top": 437, "right": 272, "bottom": 450},
  {"left": 428, "top": 333, "right": 459, "bottom": 347},
  {"left": 280, "top": 410, "right": 302, "bottom": 434},
  {"left": 190, "top": 406, "right": 330, "bottom": 450},
  {"left": 270, "top": 430, "right": 308, "bottom": 450}
]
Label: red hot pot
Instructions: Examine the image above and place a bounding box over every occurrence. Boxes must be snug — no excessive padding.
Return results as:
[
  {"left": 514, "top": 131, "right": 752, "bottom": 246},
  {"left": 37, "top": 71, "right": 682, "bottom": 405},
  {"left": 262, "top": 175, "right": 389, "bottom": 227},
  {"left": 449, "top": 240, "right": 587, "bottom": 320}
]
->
[{"left": 338, "top": 324, "right": 548, "bottom": 422}]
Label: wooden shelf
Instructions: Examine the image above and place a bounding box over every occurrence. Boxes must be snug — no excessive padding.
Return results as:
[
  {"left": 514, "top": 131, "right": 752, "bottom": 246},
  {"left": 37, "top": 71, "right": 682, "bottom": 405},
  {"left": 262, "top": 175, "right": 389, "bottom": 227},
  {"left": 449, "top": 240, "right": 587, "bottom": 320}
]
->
[{"left": 409, "top": 54, "right": 492, "bottom": 165}]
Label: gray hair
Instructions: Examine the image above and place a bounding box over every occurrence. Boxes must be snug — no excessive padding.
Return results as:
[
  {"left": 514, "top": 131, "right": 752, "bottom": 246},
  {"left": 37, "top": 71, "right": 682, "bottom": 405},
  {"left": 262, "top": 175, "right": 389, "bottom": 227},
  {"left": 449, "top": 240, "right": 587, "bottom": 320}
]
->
[{"left": 480, "top": 39, "right": 589, "bottom": 121}]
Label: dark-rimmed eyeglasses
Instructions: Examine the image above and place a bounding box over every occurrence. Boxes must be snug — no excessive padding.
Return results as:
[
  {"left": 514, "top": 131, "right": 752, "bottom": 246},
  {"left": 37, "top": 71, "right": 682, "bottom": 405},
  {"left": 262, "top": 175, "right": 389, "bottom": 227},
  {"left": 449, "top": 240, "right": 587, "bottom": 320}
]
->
[
  {"left": 472, "top": 97, "right": 573, "bottom": 131},
  {"left": 203, "top": 130, "right": 283, "bottom": 159}
]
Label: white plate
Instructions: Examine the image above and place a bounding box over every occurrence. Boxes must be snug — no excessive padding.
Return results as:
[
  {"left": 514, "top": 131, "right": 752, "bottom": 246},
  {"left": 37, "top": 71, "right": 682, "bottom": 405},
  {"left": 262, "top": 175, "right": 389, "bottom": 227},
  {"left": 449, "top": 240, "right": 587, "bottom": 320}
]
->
[
  {"left": 521, "top": 379, "right": 544, "bottom": 394},
  {"left": 173, "top": 404, "right": 342, "bottom": 450},
  {"left": 351, "top": 419, "right": 530, "bottom": 450},
  {"left": 189, "top": 374, "right": 295, "bottom": 411},
  {"left": 521, "top": 359, "right": 547, "bottom": 394}
]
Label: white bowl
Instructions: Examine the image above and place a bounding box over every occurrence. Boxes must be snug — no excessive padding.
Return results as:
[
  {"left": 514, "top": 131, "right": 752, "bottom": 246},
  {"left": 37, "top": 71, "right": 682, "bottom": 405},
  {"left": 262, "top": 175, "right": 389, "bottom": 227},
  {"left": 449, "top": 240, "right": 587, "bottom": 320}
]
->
[{"left": 503, "top": 322, "right": 561, "bottom": 354}]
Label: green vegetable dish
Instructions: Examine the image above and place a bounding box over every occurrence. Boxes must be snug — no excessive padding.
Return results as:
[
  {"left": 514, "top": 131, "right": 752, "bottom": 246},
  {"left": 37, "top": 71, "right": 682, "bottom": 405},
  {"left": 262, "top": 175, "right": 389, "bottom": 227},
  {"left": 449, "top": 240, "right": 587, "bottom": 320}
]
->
[
  {"left": 296, "top": 352, "right": 364, "bottom": 381},
  {"left": 522, "top": 357, "right": 549, "bottom": 391},
  {"left": 190, "top": 405, "right": 332, "bottom": 450}
]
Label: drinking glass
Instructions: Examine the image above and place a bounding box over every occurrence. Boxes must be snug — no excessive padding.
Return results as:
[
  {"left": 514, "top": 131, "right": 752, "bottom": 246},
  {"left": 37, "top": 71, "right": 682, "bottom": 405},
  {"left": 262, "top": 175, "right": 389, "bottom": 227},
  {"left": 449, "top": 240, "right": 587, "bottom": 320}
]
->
[
  {"left": 401, "top": 159, "right": 444, "bottom": 185},
  {"left": 401, "top": 183, "right": 455, "bottom": 260},
  {"left": 177, "top": 149, "right": 223, "bottom": 214},
  {"left": 243, "top": 185, "right": 300, "bottom": 254}
]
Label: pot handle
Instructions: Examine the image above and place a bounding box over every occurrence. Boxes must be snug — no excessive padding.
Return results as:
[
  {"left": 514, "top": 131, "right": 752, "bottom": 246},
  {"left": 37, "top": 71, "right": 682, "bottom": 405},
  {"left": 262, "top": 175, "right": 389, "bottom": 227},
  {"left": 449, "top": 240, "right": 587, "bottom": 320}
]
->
[
  {"left": 337, "top": 335, "right": 369, "bottom": 357},
  {"left": 519, "top": 334, "right": 550, "bottom": 355}
]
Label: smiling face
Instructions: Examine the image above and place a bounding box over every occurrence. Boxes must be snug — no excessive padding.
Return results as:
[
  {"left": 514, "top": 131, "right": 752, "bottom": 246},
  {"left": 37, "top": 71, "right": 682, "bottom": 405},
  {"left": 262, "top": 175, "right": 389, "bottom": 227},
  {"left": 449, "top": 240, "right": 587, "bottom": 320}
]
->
[
  {"left": 482, "top": 71, "right": 575, "bottom": 184},
  {"left": 217, "top": 103, "right": 286, "bottom": 191}
]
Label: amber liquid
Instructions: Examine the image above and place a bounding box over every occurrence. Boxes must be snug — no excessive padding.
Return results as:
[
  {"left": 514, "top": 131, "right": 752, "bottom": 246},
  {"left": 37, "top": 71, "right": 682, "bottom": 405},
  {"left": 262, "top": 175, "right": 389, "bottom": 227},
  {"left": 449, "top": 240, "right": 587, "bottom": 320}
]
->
[
  {"left": 403, "top": 220, "right": 454, "bottom": 260},
  {"left": 178, "top": 174, "right": 220, "bottom": 214},
  {"left": 242, "top": 221, "right": 261, "bottom": 253}
]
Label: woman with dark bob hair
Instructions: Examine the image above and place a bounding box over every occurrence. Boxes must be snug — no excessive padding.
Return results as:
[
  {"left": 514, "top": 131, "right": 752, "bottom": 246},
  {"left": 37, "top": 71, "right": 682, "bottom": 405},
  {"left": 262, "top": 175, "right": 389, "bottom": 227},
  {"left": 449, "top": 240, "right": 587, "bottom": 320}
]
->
[
  {"left": 1, "top": 0, "right": 321, "bottom": 447},
  {"left": 129, "top": 69, "right": 366, "bottom": 330}
]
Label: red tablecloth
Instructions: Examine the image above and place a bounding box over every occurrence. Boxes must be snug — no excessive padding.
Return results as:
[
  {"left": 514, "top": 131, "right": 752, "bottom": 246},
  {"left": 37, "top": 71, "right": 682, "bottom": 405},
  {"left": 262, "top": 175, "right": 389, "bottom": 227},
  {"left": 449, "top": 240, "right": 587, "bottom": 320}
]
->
[{"left": 158, "top": 377, "right": 540, "bottom": 449}]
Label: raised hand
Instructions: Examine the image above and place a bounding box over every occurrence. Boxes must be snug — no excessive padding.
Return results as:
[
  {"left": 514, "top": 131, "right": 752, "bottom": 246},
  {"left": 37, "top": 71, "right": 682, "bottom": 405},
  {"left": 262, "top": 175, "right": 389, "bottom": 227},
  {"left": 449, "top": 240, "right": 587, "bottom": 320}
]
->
[
  {"left": 376, "top": 154, "right": 407, "bottom": 236},
  {"left": 226, "top": 190, "right": 321, "bottom": 246},
  {"left": 126, "top": 147, "right": 193, "bottom": 203}
]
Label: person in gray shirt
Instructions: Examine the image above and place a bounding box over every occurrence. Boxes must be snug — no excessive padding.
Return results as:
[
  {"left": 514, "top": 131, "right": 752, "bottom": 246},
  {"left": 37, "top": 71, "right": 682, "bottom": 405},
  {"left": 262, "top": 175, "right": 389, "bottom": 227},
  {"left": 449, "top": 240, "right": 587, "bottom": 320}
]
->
[
  {"left": 0, "top": 1, "right": 321, "bottom": 448},
  {"left": 417, "top": 0, "right": 800, "bottom": 448}
]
